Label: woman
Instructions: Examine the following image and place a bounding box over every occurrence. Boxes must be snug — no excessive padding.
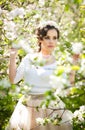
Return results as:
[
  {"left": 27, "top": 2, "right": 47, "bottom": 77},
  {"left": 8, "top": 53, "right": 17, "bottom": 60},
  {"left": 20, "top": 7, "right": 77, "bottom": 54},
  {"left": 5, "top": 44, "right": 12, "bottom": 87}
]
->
[{"left": 7, "top": 21, "right": 73, "bottom": 130}]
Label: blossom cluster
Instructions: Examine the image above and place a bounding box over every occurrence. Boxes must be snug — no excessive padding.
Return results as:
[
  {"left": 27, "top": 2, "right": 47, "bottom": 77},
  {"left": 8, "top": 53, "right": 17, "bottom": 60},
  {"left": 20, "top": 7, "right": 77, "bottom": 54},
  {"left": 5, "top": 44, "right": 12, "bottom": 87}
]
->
[
  {"left": 72, "top": 42, "right": 83, "bottom": 54},
  {"left": 73, "top": 105, "right": 85, "bottom": 122}
]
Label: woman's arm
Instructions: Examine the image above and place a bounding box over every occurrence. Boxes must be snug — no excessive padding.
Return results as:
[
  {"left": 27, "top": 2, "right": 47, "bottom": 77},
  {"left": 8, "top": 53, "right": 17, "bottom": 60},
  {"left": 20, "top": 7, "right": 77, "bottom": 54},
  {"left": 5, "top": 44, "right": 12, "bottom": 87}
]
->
[{"left": 9, "top": 48, "right": 17, "bottom": 84}]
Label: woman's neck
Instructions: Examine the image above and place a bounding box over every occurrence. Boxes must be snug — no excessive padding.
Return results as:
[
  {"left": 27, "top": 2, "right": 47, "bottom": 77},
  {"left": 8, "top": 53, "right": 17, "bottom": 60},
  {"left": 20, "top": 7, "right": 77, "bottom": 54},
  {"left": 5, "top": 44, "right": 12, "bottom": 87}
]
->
[
  {"left": 40, "top": 50, "right": 52, "bottom": 56},
  {"left": 39, "top": 51, "right": 56, "bottom": 65}
]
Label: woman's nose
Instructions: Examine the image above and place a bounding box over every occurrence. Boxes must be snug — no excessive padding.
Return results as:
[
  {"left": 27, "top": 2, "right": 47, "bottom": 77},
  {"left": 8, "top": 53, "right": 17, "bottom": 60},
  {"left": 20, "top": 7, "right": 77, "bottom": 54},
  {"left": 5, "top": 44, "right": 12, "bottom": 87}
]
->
[{"left": 49, "top": 39, "right": 54, "bottom": 43}]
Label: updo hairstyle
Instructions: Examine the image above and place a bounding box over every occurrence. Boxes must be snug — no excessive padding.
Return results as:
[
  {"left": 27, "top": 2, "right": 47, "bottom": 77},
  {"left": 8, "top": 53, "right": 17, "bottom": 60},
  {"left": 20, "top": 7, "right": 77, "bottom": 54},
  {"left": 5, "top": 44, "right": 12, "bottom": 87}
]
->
[{"left": 36, "top": 21, "right": 60, "bottom": 52}]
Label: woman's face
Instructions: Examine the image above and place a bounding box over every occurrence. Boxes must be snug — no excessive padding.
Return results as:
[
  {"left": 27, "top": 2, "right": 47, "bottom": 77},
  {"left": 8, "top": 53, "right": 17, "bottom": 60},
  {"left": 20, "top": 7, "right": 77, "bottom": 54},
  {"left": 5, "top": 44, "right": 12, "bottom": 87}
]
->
[{"left": 40, "top": 29, "right": 58, "bottom": 54}]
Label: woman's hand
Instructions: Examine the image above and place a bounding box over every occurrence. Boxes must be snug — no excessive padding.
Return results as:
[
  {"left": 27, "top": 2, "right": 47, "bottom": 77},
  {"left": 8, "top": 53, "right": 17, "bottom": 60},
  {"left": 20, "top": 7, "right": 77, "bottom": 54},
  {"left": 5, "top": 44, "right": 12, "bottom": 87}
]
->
[
  {"left": 72, "top": 54, "right": 80, "bottom": 65},
  {"left": 10, "top": 48, "right": 18, "bottom": 58}
]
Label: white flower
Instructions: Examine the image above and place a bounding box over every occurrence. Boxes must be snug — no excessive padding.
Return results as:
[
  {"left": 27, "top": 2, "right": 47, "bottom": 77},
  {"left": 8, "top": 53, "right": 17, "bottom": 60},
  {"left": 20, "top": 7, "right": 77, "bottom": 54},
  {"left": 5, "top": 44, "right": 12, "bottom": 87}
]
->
[
  {"left": 71, "top": 20, "right": 76, "bottom": 25},
  {"left": 36, "top": 118, "right": 44, "bottom": 125},
  {"left": 54, "top": 95, "right": 65, "bottom": 108},
  {"left": 4, "top": 20, "right": 16, "bottom": 31},
  {"left": 18, "top": 40, "right": 30, "bottom": 52},
  {"left": 63, "top": 31, "right": 68, "bottom": 36},
  {"left": 80, "top": 105, "right": 85, "bottom": 113},
  {"left": 50, "top": 75, "right": 64, "bottom": 89},
  {"left": 33, "top": 14, "right": 40, "bottom": 19},
  {"left": 39, "top": 0, "right": 45, "bottom": 6},
  {"left": 72, "top": 42, "right": 83, "bottom": 54},
  {"left": 73, "top": 106, "right": 85, "bottom": 122},
  {"left": 50, "top": 100, "right": 58, "bottom": 108},
  {"left": 6, "top": 32, "right": 17, "bottom": 40},
  {"left": 12, "top": 40, "right": 33, "bottom": 53},
  {"left": 8, "top": 7, "right": 25, "bottom": 19},
  {"left": 54, "top": 88, "right": 70, "bottom": 97},
  {"left": 78, "top": 115, "right": 84, "bottom": 122},
  {"left": 73, "top": 110, "right": 80, "bottom": 118}
]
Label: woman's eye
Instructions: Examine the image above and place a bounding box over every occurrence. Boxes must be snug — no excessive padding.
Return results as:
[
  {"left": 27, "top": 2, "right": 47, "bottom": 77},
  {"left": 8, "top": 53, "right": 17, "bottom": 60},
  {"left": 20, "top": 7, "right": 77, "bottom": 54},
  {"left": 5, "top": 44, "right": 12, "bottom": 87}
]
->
[
  {"left": 44, "top": 36, "right": 57, "bottom": 40},
  {"left": 44, "top": 36, "right": 49, "bottom": 39},
  {"left": 53, "top": 37, "right": 57, "bottom": 40}
]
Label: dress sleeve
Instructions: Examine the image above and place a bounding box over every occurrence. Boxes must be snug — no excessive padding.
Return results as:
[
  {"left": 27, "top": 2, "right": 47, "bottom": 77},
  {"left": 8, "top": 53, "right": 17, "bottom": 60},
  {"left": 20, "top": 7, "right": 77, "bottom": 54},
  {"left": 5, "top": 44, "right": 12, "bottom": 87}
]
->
[{"left": 14, "top": 54, "right": 30, "bottom": 84}]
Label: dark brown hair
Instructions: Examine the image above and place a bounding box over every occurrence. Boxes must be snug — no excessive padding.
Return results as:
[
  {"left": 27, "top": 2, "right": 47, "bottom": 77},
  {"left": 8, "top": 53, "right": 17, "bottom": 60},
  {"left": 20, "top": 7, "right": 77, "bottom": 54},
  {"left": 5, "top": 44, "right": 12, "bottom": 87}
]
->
[{"left": 36, "top": 24, "right": 59, "bottom": 52}]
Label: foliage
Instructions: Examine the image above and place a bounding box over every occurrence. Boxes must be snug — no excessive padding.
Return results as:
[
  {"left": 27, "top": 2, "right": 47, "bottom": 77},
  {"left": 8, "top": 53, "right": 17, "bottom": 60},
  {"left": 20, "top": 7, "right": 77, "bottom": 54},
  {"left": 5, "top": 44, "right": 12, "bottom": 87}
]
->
[
  {"left": 0, "top": 79, "right": 16, "bottom": 129},
  {"left": 0, "top": 0, "right": 85, "bottom": 129}
]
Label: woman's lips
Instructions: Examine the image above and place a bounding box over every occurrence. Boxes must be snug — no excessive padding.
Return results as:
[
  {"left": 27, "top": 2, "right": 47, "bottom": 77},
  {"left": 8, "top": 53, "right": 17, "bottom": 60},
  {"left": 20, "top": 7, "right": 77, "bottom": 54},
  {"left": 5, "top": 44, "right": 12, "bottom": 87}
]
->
[{"left": 48, "top": 45, "right": 54, "bottom": 48}]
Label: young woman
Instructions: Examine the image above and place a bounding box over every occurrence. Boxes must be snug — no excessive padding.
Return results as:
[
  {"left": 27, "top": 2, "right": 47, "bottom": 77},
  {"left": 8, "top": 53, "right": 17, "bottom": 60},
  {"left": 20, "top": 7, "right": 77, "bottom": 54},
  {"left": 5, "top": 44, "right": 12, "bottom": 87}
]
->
[{"left": 7, "top": 21, "right": 73, "bottom": 130}]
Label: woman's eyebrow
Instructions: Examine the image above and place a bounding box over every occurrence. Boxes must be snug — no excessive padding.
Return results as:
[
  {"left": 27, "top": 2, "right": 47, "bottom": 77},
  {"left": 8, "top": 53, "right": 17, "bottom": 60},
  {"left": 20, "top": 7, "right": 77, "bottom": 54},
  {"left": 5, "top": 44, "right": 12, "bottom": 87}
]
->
[
  {"left": 53, "top": 36, "right": 57, "bottom": 38},
  {"left": 44, "top": 35, "right": 49, "bottom": 38}
]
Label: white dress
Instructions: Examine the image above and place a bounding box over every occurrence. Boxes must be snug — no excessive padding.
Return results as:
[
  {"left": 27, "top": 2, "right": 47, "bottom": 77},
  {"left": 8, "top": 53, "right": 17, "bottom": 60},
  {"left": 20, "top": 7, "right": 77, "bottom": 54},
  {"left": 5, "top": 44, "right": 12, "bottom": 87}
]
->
[{"left": 6, "top": 54, "right": 73, "bottom": 130}]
